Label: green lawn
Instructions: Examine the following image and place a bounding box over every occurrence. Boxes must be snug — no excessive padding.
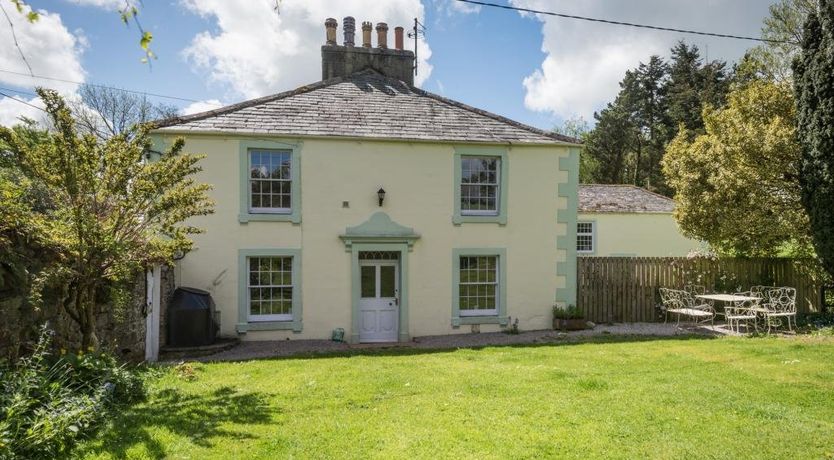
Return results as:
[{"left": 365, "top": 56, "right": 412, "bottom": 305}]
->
[{"left": 79, "top": 335, "right": 834, "bottom": 459}]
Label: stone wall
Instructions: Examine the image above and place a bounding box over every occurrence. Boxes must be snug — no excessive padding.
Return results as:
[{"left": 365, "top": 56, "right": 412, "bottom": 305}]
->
[{"left": 0, "top": 265, "right": 175, "bottom": 362}]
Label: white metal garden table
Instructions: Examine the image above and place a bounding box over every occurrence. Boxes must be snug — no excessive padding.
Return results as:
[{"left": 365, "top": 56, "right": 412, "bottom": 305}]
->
[
  {"left": 695, "top": 294, "right": 761, "bottom": 304},
  {"left": 696, "top": 293, "right": 762, "bottom": 329}
]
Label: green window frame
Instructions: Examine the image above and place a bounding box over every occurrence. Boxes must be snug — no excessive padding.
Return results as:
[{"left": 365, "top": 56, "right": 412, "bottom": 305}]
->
[
  {"left": 451, "top": 248, "right": 508, "bottom": 327},
  {"left": 237, "top": 248, "right": 302, "bottom": 333},
  {"left": 453, "top": 147, "right": 508, "bottom": 225},
  {"left": 239, "top": 140, "right": 301, "bottom": 223}
]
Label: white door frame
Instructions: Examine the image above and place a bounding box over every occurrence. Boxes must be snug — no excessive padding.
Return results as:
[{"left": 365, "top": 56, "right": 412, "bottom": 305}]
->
[
  {"left": 144, "top": 265, "right": 161, "bottom": 362},
  {"left": 358, "top": 259, "right": 400, "bottom": 343}
]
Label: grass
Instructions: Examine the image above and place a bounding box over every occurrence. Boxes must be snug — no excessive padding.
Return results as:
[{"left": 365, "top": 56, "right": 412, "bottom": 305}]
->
[{"left": 77, "top": 335, "right": 834, "bottom": 459}]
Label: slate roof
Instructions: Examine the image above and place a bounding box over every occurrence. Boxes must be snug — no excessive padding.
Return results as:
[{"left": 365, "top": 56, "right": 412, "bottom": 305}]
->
[
  {"left": 154, "top": 70, "right": 578, "bottom": 145},
  {"left": 578, "top": 184, "right": 675, "bottom": 213}
]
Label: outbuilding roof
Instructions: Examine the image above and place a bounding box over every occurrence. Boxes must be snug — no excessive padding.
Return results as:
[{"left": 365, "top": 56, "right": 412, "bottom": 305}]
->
[
  {"left": 154, "top": 69, "right": 579, "bottom": 145},
  {"left": 578, "top": 184, "right": 675, "bottom": 213}
]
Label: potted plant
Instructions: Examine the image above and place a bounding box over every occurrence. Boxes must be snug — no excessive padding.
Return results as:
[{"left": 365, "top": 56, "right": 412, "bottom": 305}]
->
[{"left": 553, "top": 304, "right": 586, "bottom": 331}]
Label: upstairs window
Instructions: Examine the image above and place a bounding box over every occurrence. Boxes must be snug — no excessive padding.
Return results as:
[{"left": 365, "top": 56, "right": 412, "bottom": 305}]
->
[
  {"left": 460, "top": 156, "right": 500, "bottom": 215},
  {"left": 577, "top": 221, "right": 595, "bottom": 253},
  {"left": 249, "top": 149, "right": 292, "bottom": 213}
]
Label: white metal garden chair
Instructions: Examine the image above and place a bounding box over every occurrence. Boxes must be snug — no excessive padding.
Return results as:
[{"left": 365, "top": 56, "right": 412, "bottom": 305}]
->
[
  {"left": 683, "top": 284, "right": 706, "bottom": 297},
  {"left": 724, "top": 292, "right": 759, "bottom": 333},
  {"left": 760, "top": 287, "right": 797, "bottom": 333},
  {"left": 684, "top": 284, "right": 714, "bottom": 314},
  {"left": 660, "top": 288, "right": 715, "bottom": 326},
  {"left": 750, "top": 285, "right": 771, "bottom": 300}
]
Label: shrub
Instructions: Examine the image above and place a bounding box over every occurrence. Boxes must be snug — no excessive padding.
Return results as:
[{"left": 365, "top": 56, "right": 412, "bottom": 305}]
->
[
  {"left": 798, "top": 312, "right": 834, "bottom": 336},
  {"left": 553, "top": 304, "right": 584, "bottom": 320},
  {"left": 0, "top": 326, "right": 145, "bottom": 459}
]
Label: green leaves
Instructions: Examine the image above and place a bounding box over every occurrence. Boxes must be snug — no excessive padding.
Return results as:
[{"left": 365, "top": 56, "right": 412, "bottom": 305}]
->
[
  {"left": 793, "top": 0, "right": 834, "bottom": 280},
  {"left": 140, "top": 31, "right": 152, "bottom": 50},
  {"left": 662, "top": 80, "right": 810, "bottom": 256},
  {"left": 583, "top": 42, "right": 731, "bottom": 194},
  {"left": 0, "top": 88, "right": 214, "bottom": 350},
  {"left": 8, "top": 0, "right": 36, "bottom": 22},
  {"left": 117, "top": 3, "right": 155, "bottom": 65}
]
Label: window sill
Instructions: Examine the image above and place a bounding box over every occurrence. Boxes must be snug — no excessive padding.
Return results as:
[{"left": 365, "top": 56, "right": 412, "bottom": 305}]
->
[
  {"left": 236, "top": 320, "right": 302, "bottom": 333},
  {"left": 452, "top": 214, "right": 507, "bottom": 225},
  {"left": 452, "top": 316, "right": 508, "bottom": 327},
  {"left": 239, "top": 212, "right": 300, "bottom": 224}
]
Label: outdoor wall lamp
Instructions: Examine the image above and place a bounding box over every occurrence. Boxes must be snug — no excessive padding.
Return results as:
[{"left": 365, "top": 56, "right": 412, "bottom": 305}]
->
[{"left": 377, "top": 188, "right": 386, "bottom": 207}]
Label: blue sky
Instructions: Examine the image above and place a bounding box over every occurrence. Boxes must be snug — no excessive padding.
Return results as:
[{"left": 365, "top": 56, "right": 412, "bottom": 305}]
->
[{"left": 0, "top": 0, "right": 772, "bottom": 130}]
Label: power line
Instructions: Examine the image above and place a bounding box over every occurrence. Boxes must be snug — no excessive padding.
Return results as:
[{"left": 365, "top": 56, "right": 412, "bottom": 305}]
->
[
  {"left": 0, "top": 2, "right": 35, "bottom": 76},
  {"left": 0, "top": 68, "right": 222, "bottom": 105},
  {"left": 455, "top": 0, "right": 795, "bottom": 45},
  {"left": 0, "top": 86, "right": 37, "bottom": 97},
  {"left": 0, "top": 90, "right": 46, "bottom": 112}
]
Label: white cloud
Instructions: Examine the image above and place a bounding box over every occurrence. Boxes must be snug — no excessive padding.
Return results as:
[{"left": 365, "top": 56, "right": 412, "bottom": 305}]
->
[
  {"left": 509, "top": 0, "right": 769, "bottom": 119},
  {"left": 180, "top": 0, "right": 432, "bottom": 100},
  {"left": 0, "top": 4, "right": 86, "bottom": 93},
  {"left": 437, "top": 0, "right": 481, "bottom": 15},
  {"left": 181, "top": 99, "right": 223, "bottom": 115},
  {"left": 0, "top": 3, "right": 86, "bottom": 124},
  {"left": 63, "top": 0, "right": 136, "bottom": 10},
  {"left": 0, "top": 95, "right": 46, "bottom": 126}
]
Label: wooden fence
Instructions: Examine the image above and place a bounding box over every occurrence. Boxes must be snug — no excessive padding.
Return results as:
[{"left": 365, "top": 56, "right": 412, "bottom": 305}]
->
[{"left": 577, "top": 257, "right": 827, "bottom": 323}]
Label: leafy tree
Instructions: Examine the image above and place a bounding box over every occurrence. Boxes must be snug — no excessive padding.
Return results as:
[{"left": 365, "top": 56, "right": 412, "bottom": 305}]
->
[
  {"left": 749, "top": 0, "right": 817, "bottom": 81},
  {"left": 553, "top": 116, "right": 597, "bottom": 182},
  {"left": 666, "top": 42, "right": 703, "bottom": 132},
  {"left": 666, "top": 42, "right": 731, "bottom": 134},
  {"left": 584, "top": 101, "right": 637, "bottom": 184},
  {"left": 663, "top": 80, "right": 809, "bottom": 256},
  {"left": 72, "top": 84, "right": 179, "bottom": 141},
  {"left": 0, "top": 88, "right": 214, "bottom": 349},
  {"left": 629, "top": 56, "right": 670, "bottom": 190},
  {"left": 582, "top": 45, "right": 731, "bottom": 195},
  {"left": 793, "top": 0, "right": 834, "bottom": 279}
]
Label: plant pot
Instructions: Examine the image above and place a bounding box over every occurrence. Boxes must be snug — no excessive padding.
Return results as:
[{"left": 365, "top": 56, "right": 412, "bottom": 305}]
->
[{"left": 553, "top": 318, "right": 587, "bottom": 331}]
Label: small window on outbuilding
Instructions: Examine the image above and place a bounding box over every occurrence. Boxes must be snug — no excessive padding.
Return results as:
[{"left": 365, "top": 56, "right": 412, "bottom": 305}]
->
[{"left": 577, "top": 222, "right": 594, "bottom": 253}]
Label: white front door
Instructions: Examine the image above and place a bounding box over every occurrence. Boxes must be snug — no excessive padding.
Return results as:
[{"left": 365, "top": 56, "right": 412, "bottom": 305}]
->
[{"left": 359, "top": 260, "right": 399, "bottom": 343}]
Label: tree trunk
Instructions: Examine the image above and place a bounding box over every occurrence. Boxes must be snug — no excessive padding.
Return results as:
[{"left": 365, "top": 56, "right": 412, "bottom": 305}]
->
[
  {"left": 79, "top": 284, "right": 99, "bottom": 351},
  {"left": 633, "top": 136, "right": 643, "bottom": 186}
]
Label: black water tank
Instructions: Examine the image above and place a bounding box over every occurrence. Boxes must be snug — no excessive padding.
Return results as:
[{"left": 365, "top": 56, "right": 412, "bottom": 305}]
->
[{"left": 167, "top": 287, "right": 218, "bottom": 347}]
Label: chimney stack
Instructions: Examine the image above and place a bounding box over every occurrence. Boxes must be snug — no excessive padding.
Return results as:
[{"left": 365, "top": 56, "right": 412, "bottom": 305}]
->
[
  {"left": 325, "top": 18, "right": 337, "bottom": 46},
  {"left": 361, "top": 21, "right": 373, "bottom": 48},
  {"left": 394, "top": 26, "right": 404, "bottom": 50},
  {"left": 321, "top": 17, "right": 415, "bottom": 85},
  {"left": 376, "top": 22, "right": 388, "bottom": 49},
  {"left": 343, "top": 16, "right": 355, "bottom": 47}
]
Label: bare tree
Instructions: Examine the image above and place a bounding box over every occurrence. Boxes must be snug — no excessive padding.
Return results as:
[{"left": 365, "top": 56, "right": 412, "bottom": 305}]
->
[{"left": 71, "top": 84, "right": 179, "bottom": 140}]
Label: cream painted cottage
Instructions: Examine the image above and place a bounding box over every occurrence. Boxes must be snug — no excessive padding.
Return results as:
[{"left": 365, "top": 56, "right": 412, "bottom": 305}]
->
[
  {"left": 150, "top": 17, "right": 580, "bottom": 343},
  {"left": 577, "top": 185, "right": 704, "bottom": 257}
]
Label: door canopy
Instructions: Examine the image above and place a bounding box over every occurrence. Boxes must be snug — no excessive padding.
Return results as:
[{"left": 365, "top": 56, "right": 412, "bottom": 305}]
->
[{"left": 340, "top": 212, "right": 420, "bottom": 251}]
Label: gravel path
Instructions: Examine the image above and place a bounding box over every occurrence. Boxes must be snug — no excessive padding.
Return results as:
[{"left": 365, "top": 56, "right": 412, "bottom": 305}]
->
[{"left": 180, "top": 323, "right": 727, "bottom": 362}]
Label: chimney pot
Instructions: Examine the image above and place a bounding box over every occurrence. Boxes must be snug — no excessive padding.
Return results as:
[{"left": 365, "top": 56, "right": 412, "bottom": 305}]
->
[
  {"left": 361, "top": 21, "right": 373, "bottom": 48},
  {"left": 322, "top": 17, "right": 415, "bottom": 85},
  {"left": 394, "top": 26, "right": 404, "bottom": 50},
  {"left": 376, "top": 22, "right": 388, "bottom": 49},
  {"left": 325, "top": 18, "right": 337, "bottom": 46},
  {"left": 343, "top": 16, "right": 355, "bottom": 47}
]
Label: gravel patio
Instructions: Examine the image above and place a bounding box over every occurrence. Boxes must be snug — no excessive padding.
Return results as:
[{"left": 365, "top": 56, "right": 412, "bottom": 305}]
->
[{"left": 178, "top": 322, "right": 731, "bottom": 362}]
